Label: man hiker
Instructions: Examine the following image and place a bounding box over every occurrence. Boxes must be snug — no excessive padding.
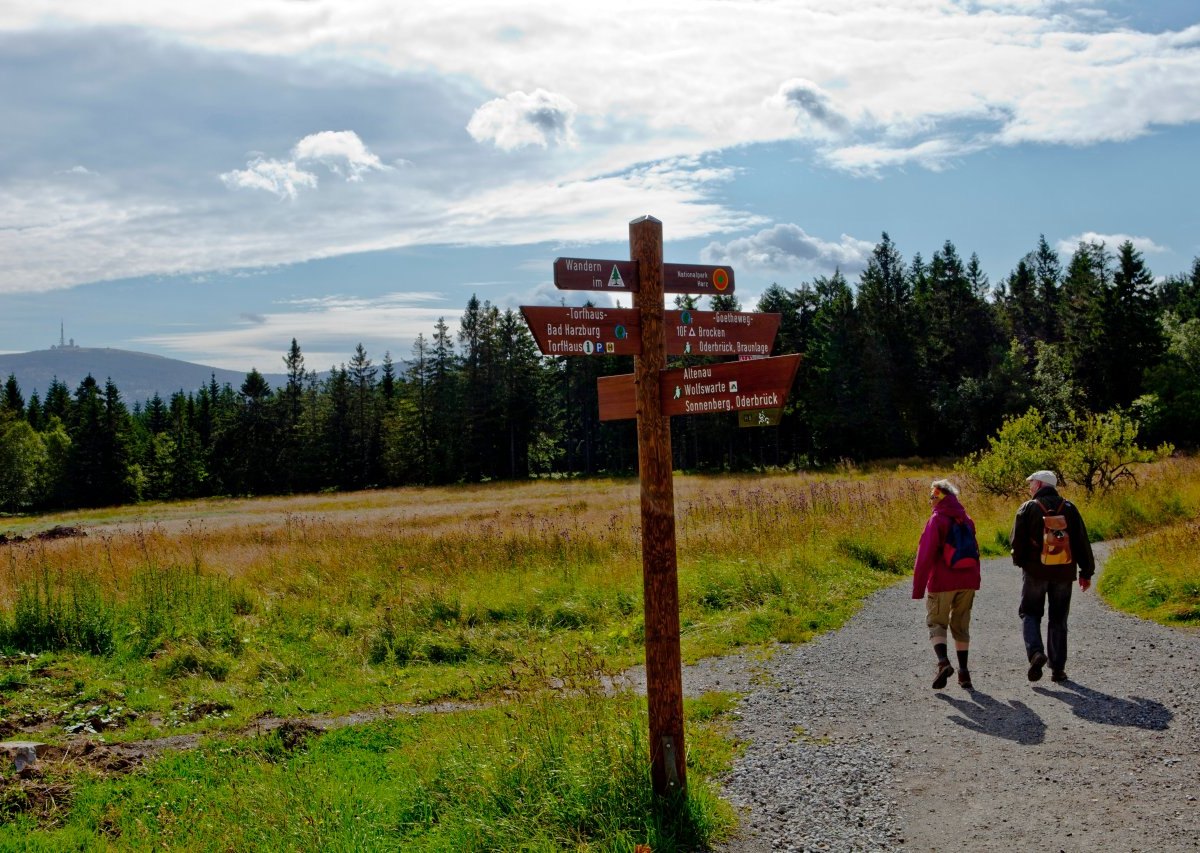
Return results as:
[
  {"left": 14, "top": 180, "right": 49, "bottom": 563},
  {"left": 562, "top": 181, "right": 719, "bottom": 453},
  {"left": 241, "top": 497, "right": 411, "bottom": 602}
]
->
[
  {"left": 1010, "top": 470, "right": 1095, "bottom": 683},
  {"left": 913, "top": 479, "right": 981, "bottom": 690}
]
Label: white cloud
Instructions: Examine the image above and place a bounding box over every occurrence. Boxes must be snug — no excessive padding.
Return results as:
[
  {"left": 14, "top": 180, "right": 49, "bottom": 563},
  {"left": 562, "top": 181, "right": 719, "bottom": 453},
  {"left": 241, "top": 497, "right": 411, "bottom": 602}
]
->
[
  {"left": 134, "top": 292, "right": 453, "bottom": 370},
  {"left": 3, "top": 2, "right": 1200, "bottom": 294},
  {"left": 1056, "top": 232, "right": 1169, "bottom": 256},
  {"left": 824, "top": 137, "right": 991, "bottom": 175},
  {"left": 219, "top": 131, "right": 385, "bottom": 199},
  {"left": 467, "top": 89, "right": 578, "bottom": 151},
  {"left": 220, "top": 156, "right": 319, "bottom": 200},
  {"left": 292, "top": 130, "right": 387, "bottom": 181},
  {"left": 769, "top": 78, "right": 852, "bottom": 136},
  {"left": 701, "top": 224, "right": 874, "bottom": 277}
]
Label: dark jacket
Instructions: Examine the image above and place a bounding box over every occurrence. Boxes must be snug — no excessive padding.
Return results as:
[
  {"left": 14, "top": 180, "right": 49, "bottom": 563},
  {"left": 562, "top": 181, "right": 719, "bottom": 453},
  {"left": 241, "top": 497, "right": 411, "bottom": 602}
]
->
[
  {"left": 913, "top": 493, "right": 982, "bottom": 598},
  {"left": 1010, "top": 486, "right": 1095, "bottom": 581}
]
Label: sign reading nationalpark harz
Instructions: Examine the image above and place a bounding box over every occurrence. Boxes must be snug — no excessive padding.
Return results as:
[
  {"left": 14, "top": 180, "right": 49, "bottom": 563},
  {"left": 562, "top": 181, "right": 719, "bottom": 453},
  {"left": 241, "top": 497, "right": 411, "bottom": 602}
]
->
[
  {"left": 596, "top": 354, "right": 801, "bottom": 421},
  {"left": 553, "top": 258, "right": 736, "bottom": 295},
  {"left": 521, "top": 307, "right": 779, "bottom": 358}
]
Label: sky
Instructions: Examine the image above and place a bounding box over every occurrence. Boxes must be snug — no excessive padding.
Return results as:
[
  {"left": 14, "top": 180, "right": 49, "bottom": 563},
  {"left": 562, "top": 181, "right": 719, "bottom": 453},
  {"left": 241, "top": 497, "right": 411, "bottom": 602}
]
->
[{"left": 1, "top": 0, "right": 1199, "bottom": 374}]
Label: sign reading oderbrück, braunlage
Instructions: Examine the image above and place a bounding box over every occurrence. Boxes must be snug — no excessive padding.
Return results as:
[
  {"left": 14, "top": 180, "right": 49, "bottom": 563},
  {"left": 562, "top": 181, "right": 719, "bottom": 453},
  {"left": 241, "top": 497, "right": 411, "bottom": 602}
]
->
[
  {"left": 521, "top": 218, "right": 796, "bottom": 802},
  {"left": 520, "top": 306, "right": 779, "bottom": 358}
]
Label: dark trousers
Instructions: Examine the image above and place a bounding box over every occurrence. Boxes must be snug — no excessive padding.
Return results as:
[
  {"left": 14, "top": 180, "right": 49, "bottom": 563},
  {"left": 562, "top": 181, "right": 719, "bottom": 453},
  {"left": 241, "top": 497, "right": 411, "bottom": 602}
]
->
[{"left": 1019, "top": 574, "right": 1073, "bottom": 671}]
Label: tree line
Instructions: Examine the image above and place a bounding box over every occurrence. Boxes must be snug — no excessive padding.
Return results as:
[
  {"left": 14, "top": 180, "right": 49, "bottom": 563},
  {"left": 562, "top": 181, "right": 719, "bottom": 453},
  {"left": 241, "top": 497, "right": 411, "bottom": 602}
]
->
[{"left": 2, "top": 234, "right": 1198, "bottom": 512}]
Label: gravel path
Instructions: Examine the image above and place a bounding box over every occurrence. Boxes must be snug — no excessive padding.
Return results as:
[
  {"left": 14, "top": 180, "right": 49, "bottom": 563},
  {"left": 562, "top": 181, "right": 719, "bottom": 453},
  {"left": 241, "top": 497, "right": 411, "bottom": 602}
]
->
[{"left": 670, "top": 542, "right": 1199, "bottom": 852}]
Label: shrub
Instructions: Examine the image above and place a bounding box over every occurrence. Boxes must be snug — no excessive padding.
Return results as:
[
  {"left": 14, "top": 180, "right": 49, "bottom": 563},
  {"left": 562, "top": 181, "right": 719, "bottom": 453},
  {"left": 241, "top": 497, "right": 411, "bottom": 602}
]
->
[
  {"left": 963, "top": 407, "right": 1173, "bottom": 496},
  {"left": 962, "top": 409, "right": 1057, "bottom": 496}
]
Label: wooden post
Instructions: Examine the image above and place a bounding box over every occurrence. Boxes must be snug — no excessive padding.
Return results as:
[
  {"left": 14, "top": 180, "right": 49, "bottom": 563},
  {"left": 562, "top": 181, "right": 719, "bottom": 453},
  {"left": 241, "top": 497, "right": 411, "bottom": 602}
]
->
[{"left": 630, "top": 215, "right": 686, "bottom": 795}]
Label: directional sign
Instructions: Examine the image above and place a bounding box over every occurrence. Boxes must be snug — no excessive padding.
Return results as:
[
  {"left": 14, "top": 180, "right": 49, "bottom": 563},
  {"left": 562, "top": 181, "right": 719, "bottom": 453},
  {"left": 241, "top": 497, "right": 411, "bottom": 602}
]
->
[
  {"left": 521, "top": 306, "right": 641, "bottom": 356},
  {"left": 663, "top": 264, "right": 734, "bottom": 295},
  {"left": 554, "top": 258, "right": 735, "bottom": 295},
  {"left": 554, "top": 257, "right": 638, "bottom": 292},
  {"left": 597, "top": 354, "right": 800, "bottom": 421},
  {"left": 667, "top": 310, "right": 778, "bottom": 357}
]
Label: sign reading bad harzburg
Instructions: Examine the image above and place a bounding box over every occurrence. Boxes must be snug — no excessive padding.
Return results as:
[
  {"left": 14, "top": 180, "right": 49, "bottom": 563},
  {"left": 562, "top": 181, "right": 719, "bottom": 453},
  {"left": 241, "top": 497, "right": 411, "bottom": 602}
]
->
[{"left": 522, "top": 307, "right": 779, "bottom": 359}]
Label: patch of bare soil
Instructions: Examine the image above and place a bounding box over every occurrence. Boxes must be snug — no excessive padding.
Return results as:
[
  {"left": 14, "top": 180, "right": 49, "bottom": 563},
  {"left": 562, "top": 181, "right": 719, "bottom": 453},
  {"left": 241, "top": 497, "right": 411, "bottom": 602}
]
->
[{"left": 0, "top": 525, "right": 87, "bottom": 545}]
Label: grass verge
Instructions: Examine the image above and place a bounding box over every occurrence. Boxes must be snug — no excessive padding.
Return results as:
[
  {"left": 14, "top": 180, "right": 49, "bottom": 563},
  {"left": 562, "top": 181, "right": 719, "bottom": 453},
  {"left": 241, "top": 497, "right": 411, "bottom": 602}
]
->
[{"left": 1098, "top": 520, "right": 1200, "bottom": 625}]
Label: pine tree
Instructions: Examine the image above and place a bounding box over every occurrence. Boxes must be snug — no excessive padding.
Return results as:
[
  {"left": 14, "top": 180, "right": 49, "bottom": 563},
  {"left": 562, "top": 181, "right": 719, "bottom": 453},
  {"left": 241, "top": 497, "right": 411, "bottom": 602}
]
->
[
  {"left": 2, "top": 374, "right": 23, "bottom": 418},
  {"left": 1104, "top": 240, "right": 1163, "bottom": 408},
  {"left": 1061, "top": 241, "right": 1112, "bottom": 410},
  {"left": 347, "top": 343, "right": 379, "bottom": 488},
  {"left": 854, "top": 233, "right": 919, "bottom": 456}
]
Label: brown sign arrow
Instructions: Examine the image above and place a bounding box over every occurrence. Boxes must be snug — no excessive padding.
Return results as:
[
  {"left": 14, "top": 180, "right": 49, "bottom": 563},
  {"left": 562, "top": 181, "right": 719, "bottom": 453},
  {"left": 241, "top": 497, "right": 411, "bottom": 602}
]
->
[
  {"left": 553, "top": 258, "right": 638, "bottom": 292},
  {"left": 554, "top": 258, "right": 736, "bottom": 296},
  {"left": 663, "top": 263, "right": 734, "bottom": 295},
  {"left": 597, "top": 353, "right": 800, "bottom": 421},
  {"left": 521, "top": 306, "right": 641, "bottom": 356},
  {"left": 666, "top": 310, "right": 778, "bottom": 357}
]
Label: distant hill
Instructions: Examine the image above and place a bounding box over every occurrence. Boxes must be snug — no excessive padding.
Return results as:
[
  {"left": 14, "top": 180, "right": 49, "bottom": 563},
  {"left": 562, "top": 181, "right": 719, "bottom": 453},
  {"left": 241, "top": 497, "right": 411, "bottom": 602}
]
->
[{"left": 0, "top": 347, "right": 291, "bottom": 405}]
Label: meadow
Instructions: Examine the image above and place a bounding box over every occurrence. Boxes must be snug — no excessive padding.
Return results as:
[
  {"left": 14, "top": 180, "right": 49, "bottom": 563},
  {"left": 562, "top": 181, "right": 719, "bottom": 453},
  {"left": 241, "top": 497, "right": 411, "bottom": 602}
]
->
[{"left": 1, "top": 458, "right": 1197, "bottom": 850}]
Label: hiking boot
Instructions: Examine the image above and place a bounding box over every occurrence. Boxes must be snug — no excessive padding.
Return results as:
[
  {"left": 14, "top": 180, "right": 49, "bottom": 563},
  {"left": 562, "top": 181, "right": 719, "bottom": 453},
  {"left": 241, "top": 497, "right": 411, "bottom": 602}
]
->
[
  {"left": 1027, "top": 651, "right": 1048, "bottom": 682},
  {"left": 957, "top": 670, "right": 973, "bottom": 690},
  {"left": 1051, "top": 669, "right": 1068, "bottom": 683},
  {"left": 932, "top": 660, "right": 954, "bottom": 689}
]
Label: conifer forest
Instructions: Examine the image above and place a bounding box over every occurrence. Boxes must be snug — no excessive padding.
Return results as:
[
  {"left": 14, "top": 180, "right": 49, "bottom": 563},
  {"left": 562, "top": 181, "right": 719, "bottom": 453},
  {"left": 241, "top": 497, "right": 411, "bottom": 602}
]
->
[{"left": 3, "top": 234, "right": 1199, "bottom": 512}]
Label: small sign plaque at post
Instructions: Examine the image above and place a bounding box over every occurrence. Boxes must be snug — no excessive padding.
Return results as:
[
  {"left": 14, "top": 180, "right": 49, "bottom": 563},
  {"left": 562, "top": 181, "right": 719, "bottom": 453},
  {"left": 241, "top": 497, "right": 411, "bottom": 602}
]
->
[{"left": 738, "top": 408, "right": 783, "bottom": 428}]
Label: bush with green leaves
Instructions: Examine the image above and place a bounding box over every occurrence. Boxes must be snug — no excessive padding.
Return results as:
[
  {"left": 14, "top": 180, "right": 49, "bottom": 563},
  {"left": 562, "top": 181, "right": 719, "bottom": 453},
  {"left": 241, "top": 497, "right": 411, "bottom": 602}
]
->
[
  {"left": 962, "top": 408, "right": 1059, "bottom": 496},
  {"left": 963, "top": 407, "right": 1173, "bottom": 496},
  {"left": 1059, "top": 410, "right": 1174, "bottom": 494}
]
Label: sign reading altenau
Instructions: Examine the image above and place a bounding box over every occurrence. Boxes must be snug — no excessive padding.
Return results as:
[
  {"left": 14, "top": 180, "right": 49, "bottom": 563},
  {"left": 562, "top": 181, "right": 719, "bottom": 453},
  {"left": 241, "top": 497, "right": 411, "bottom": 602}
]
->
[{"left": 596, "top": 354, "right": 800, "bottom": 421}]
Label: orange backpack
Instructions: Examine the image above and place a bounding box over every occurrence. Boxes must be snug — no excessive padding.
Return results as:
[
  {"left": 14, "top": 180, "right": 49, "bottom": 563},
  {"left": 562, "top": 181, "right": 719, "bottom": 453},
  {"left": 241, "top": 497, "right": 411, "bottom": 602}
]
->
[{"left": 1036, "top": 499, "right": 1073, "bottom": 566}]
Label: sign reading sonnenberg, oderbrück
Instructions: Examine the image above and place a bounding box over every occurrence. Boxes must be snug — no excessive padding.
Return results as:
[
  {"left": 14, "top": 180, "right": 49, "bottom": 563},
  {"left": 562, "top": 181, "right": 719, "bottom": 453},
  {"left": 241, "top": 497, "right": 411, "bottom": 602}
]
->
[{"left": 596, "top": 354, "right": 800, "bottom": 421}]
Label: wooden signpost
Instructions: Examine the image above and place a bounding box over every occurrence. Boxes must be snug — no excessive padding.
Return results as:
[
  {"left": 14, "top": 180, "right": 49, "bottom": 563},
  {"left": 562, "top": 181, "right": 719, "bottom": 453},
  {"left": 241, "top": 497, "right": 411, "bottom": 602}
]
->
[{"left": 524, "top": 218, "right": 795, "bottom": 799}]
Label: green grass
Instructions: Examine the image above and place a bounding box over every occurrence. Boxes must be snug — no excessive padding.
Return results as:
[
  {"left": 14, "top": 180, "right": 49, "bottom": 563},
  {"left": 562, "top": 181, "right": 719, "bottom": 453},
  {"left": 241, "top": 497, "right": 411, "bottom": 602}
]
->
[
  {"left": 1, "top": 671, "right": 737, "bottom": 852},
  {"left": 1099, "top": 520, "right": 1200, "bottom": 625},
  {"left": 3, "top": 459, "right": 1200, "bottom": 848}
]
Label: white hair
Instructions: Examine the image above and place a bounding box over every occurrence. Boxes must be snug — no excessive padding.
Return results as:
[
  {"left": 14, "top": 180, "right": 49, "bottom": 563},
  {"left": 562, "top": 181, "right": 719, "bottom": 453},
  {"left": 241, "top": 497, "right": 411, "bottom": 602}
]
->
[{"left": 931, "top": 479, "right": 959, "bottom": 496}]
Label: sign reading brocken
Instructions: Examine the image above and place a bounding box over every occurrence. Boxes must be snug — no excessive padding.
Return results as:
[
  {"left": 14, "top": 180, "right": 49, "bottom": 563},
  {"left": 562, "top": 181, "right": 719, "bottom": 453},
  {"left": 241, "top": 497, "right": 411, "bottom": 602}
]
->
[
  {"left": 667, "top": 310, "right": 778, "bottom": 357},
  {"left": 596, "top": 354, "right": 800, "bottom": 421}
]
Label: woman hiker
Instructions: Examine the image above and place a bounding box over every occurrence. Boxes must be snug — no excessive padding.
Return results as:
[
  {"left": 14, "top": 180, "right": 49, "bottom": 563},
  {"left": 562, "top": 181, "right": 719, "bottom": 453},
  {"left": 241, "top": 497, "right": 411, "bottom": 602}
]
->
[{"left": 912, "top": 479, "right": 982, "bottom": 690}]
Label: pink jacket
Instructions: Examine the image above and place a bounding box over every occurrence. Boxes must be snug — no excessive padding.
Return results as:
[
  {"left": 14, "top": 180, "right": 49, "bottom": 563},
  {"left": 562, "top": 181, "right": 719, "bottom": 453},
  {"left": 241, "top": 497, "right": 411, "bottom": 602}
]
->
[{"left": 912, "top": 493, "right": 982, "bottom": 598}]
